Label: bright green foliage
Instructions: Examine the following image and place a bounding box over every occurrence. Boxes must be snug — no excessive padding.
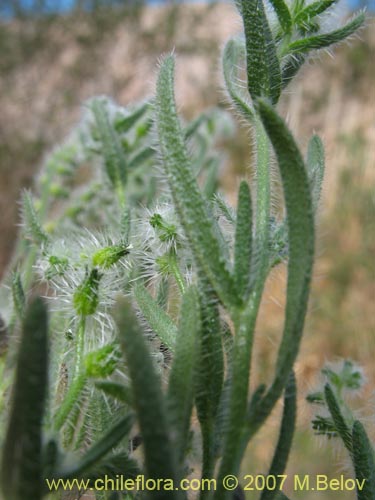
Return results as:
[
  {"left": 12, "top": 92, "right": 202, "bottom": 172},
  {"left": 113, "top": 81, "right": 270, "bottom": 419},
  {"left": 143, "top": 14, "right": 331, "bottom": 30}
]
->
[{"left": 0, "top": 1, "right": 366, "bottom": 499}]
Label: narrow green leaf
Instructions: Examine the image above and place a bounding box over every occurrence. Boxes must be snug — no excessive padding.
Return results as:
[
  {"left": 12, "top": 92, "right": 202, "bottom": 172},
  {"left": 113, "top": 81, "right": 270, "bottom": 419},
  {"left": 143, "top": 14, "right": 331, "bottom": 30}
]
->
[
  {"left": 306, "top": 134, "right": 325, "bottom": 212},
  {"left": 1, "top": 298, "right": 48, "bottom": 500},
  {"left": 234, "top": 181, "right": 253, "bottom": 299},
  {"left": 196, "top": 276, "right": 224, "bottom": 479},
  {"left": 261, "top": 372, "right": 297, "bottom": 500},
  {"left": 91, "top": 99, "right": 127, "bottom": 191},
  {"left": 269, "top": 0, "right": 292, "bottom": 34},
  {"left": 115, "top": 298, "right": 182, "bottom": 498},
  {"left": 352, "top": 420, "right": 375, "bottom": 500},
  {"left": 128, "top": 146, "right": 154, "bottom": 170},
  {"left": 167, "top": 287, "right": 200, "bottom": 464},
  {"left": 11, "top": 271, "right": 25, "bottom": 318},
  {"left": 222, "top": 38, "right": 254, "bottom": 122},
  {"left": 203, "top": 158, "right": 220, "bottom": 199},
  {"left": 134, "top": 282, "right": 177, "bottom": 350},
  {"left": 155, "top": 55, "right": 239, "bottom": 309},
  {"left": 249, "top": 99, "right": 314, "bottom": 432},
  {"left": 281, "top": 53, "right": 306, "bottom": 88},
  {"left": 21, "top": 191, "right": 49, "bottom": 246},
  {"left": 95, "top": 381, "right": 133, "bottom": 406},
  {"left": 58, "top": 415, "right": 134, "bottom": 478},
  {"left": 241, "top": 0, "right": 282, "bottom": 104},
  {"left": 213, "top": 194, "right": 236, "bottom": 225},
  {"left": 114, "top": 102, "right": 149, "bottom": 134},
  {"left": 324, "top": 384, "right": 353, "bottom": 453},
  {"left": 295, "top": 0, "right": 337, "bottom": 25},
  {"left": 184, "top": 114, "right": 206, "bottom": 140},
  {"left": 288, "top": 13, "right": 365, "bottom": 54}
]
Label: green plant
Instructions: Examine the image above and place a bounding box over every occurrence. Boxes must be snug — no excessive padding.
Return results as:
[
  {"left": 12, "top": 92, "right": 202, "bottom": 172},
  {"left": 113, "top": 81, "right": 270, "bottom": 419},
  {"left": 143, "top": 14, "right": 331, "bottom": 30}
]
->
[
  {"left": 308, "top": 360, "right": 375, "bottom": 500},
  {"left": 0, "top": 1, "right": 366, "bottom": 499}
]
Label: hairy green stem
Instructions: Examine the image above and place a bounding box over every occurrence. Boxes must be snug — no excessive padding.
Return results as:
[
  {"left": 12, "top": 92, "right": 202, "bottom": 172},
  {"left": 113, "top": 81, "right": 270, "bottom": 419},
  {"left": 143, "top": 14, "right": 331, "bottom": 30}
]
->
[
  {"left": 169, "top": 253, "right": 186, "bottom": 294},
  {"left": 53, "top": 316, "right": 86, "bottom": 431}
]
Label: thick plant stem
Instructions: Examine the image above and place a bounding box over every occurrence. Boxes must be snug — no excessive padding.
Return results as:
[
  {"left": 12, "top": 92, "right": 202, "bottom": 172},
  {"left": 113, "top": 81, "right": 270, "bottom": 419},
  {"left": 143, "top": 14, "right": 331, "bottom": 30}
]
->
[{"left": 53, "top": 316, "right": 86, "bottom": 431}]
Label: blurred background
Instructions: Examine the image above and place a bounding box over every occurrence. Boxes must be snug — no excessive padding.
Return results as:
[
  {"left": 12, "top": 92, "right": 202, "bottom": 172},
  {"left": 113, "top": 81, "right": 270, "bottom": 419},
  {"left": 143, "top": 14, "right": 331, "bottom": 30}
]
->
[{"left": 0, "top": 0, "right": 374, "bottom": 498}]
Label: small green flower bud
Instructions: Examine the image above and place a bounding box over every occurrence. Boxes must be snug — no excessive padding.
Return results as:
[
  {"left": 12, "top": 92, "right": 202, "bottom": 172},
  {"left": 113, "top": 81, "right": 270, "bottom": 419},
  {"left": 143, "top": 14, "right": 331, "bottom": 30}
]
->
[
  {"left": 322, "top": 360, "right": 363, "bottom": 392},
  {"left": 155, "top": 254, "right": 172, "bottom": 277},
  {"left": 73, "top": 268, "right": 102, "bottom": 316},
  {"left": 92, "top": 244, "right": 130, "bottom": 269},
  {"left": 149, "top": 213, "right": 177, "bottom": 243},
  {"left": 84, "top": 344, "right": 121, "bottom": 378},
  {"left": 45, "top": 255, "right": 69, "bottom": 279}
]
